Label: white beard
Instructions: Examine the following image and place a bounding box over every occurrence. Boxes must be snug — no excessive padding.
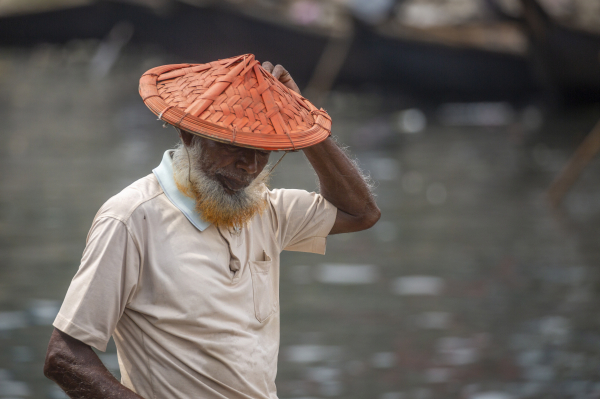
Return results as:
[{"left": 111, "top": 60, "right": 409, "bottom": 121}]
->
[{"left": 171, "top": 140, "right": 269, "bottom": 229}]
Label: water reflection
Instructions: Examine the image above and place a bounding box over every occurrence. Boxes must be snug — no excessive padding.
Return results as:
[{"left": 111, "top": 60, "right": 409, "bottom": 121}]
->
[{"left": 1, "top": 44, "right": 600, "bottom": 399}]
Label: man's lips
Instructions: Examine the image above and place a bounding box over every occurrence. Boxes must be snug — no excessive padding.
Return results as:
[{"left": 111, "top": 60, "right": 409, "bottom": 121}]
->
[{"left": 216, "top": 174, "right": 250, "bottom": 192}]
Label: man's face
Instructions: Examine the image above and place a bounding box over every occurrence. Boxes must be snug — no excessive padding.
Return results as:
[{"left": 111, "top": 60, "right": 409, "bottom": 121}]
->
[
  {"left": 197, "top": 137, "right": 271, "bottom": 194},
  {"left": 173, "top": 131, "right": 272, "bottom": 229},
  {"left": 179, "top": 130, "right": 271, "bottom": 194}
]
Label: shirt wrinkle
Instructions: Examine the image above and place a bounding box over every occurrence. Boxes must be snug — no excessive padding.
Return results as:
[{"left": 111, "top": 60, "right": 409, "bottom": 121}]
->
[
  {"left": 55, "top": 314, "right": 107, "bottom": 344},
  {"left": 94, "top": 215, "right": 143, "bottom": 271}
]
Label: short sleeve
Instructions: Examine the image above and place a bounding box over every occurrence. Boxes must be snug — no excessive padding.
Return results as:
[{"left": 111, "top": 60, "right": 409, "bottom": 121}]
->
[
  {"left": 53, "top": 216, "right": 140, "bottom": 351},
  {"left": 268, "top": 189, "right": 337, "bottom": 255}
]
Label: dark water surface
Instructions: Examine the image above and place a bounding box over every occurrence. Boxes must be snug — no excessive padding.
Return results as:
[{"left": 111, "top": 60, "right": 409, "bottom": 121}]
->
[{"left": 1, "top": 45, "right": 600, "bottom": 399}]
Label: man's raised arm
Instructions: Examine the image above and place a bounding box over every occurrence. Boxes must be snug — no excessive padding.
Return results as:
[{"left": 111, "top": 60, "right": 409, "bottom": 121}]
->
[
  {"left": 263, "top": 62, "right": 381, "bottom": 234},
  {"left": 44, "top": 328, "right": 145, "bottom": 399},
  {"left": 301, "top": 138, "right": 380, "bottom": 234}
]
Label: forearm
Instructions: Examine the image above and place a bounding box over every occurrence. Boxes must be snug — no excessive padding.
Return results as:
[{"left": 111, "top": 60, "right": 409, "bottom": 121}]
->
[
  {"left": 260, "top": 61, "right": 379, "bottom": 232},
  {"left": 303, "top": 137, "right": 380, "bottom": 232},
  {"left": 48, "top": 362, "right": 143, "bottom": 399},
  {"left": 45, "top": 329, "right": 145, "bottom": 399}
]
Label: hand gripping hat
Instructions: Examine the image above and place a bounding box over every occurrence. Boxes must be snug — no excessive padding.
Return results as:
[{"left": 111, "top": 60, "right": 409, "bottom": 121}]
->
[{"left": 139, "top": 54, "right": 332, "bottom": 151}]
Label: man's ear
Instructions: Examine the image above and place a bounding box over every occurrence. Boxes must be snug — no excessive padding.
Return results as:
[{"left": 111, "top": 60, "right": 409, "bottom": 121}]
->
[{"left": 179, "top": 129, "right": 194, "bottom": 146}]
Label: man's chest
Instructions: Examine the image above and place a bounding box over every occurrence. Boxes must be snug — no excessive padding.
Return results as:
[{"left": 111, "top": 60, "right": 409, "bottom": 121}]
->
[{"left": 127, "top": 216, "right": 280, "bottom": 329}]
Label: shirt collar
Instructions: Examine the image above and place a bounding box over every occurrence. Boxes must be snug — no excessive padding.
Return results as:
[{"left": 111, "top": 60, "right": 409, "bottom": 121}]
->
[{"left": 152, "top": 150, "right": 211, "bottom": 232}]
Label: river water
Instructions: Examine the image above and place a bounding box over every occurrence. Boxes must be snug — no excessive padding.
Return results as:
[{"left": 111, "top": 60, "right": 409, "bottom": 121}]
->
[{"left": 1, "top": 44, "right": 600, "bottom": 399}]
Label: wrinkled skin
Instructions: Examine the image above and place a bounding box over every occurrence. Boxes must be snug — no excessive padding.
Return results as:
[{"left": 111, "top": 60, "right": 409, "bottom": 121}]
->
[
  {"left": 180, "top": 133, "right": 271, "bottom": 194},
  {"left": 44, "top": 62, "right": 380, "bottom": 399}
]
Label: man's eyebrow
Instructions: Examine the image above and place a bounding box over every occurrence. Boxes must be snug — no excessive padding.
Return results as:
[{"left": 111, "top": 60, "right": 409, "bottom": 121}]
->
[{"left": 218, "top": 143, "right": 239, "bottom": 150}]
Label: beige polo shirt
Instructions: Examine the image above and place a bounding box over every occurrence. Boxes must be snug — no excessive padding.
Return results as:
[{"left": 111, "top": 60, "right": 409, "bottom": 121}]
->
[{"left": 54, "top": 150, "right": 337, "bottom": 399}]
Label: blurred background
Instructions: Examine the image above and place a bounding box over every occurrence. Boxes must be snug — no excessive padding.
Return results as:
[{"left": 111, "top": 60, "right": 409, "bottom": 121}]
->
[{"left": 1, "top": 0, "right": 600, "bottom": 398}]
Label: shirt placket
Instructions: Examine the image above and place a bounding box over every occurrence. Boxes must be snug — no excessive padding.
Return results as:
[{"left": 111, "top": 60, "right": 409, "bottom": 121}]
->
[{"left": 217, "top": 226, "right": 246, "bottom": 283}]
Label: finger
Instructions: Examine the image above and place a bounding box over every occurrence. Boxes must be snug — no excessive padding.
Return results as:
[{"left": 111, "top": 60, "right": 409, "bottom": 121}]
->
[
  {"left": 272, "top": 65, "right": 301, "bottom": 94},
  {"left": 271, "top": 64, "right": 286, "bottom": 80},
  {"left": 262, "top": 61, "right": 274, "bottom": 73}
]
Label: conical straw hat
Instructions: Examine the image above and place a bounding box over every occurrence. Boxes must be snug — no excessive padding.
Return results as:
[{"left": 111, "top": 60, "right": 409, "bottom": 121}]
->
[{"left": 139, "top": 54, "right": 332, "bottom": 151}]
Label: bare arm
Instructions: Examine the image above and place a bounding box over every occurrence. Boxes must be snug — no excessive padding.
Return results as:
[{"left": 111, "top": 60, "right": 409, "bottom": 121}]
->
[
  {"left": 302, "top": 138, "right": 380, "bottom": 234},
  {"left": 263, "top": 62, "right": 381, "bottom": 234},
  {"left": 44, "top": 328, "right": 145, "bottom": 399}
]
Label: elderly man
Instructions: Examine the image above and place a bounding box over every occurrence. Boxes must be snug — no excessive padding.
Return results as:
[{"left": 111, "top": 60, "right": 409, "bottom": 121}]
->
[{"left": 44, "top": 55, "right": 380, "bottom": 399}]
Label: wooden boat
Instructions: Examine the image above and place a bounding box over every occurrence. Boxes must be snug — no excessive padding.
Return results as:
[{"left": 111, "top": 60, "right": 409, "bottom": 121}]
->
[
  {"left": 0, "top": 0, "right": 597, "bottom": 104},
  {"left": 519, "top": 0, "right": 600, "bottom": 105}
]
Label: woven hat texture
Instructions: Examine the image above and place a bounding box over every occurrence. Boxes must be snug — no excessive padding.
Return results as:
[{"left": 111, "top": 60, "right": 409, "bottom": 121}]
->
[{"left": 139, "top": 54, "right": 331, "bottom": 151}]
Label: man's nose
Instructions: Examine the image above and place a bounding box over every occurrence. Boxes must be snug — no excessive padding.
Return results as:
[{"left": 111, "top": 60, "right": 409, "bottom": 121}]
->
[{"left": 236, "top": 150, "right": 258, "bottom": 174}]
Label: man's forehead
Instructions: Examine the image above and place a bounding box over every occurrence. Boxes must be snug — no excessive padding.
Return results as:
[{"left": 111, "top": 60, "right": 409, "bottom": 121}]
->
[
  {"left": 178, "top": 127, "right": 271, "bottom": 155},
  {"left": 206, "top": 139, "right": 266, "bottom": 152}
]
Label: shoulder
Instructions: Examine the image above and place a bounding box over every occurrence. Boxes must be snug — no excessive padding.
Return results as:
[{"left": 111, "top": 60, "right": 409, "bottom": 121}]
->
[
  {"left": 266, "top": 187, "right": 327, "bottom": 208},
  {"left": 96, "top": 174, "right": 164, "bottom": 223},
  {"left": 267, "top": 187, "right": 311, "bottom": 202},
  {"left": 264, "top": 188, "right": 336, "bottom": 224}
]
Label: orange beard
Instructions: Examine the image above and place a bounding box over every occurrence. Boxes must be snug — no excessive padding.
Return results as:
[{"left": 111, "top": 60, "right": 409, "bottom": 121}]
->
[
  {"left": 175, "top": 179, "right": 267, "bottom": 230},
  {"left": 172, "top": 145, "right": 269, "bottom": 230}
]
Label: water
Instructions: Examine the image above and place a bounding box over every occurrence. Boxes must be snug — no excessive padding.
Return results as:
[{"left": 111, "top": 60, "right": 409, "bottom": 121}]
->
[{"left": 1, "top": 44, "right": 600, "bottom": 398}]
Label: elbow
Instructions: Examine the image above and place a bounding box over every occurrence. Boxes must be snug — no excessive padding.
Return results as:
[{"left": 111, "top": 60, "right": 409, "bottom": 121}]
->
[
  {"left": 44, "top": 328, "right": 93, "bottom": 385},
  {"left": 44, "top": 347, "right": 60, "bottom": 380},
  {"left": 330, "top": 202, "right": 381, "bottom": 235},
  {"left": 353, "top": 204, "right": 381, "bottom": 232},
  {"left": 44, "top": 340, "right": 71, "bottom": 381},
  {"left": 44, "top": 357, "right": 55, "bottom": 381},
  {"left": 362, "top": 205, "right": 381, "bottom": 230}
]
